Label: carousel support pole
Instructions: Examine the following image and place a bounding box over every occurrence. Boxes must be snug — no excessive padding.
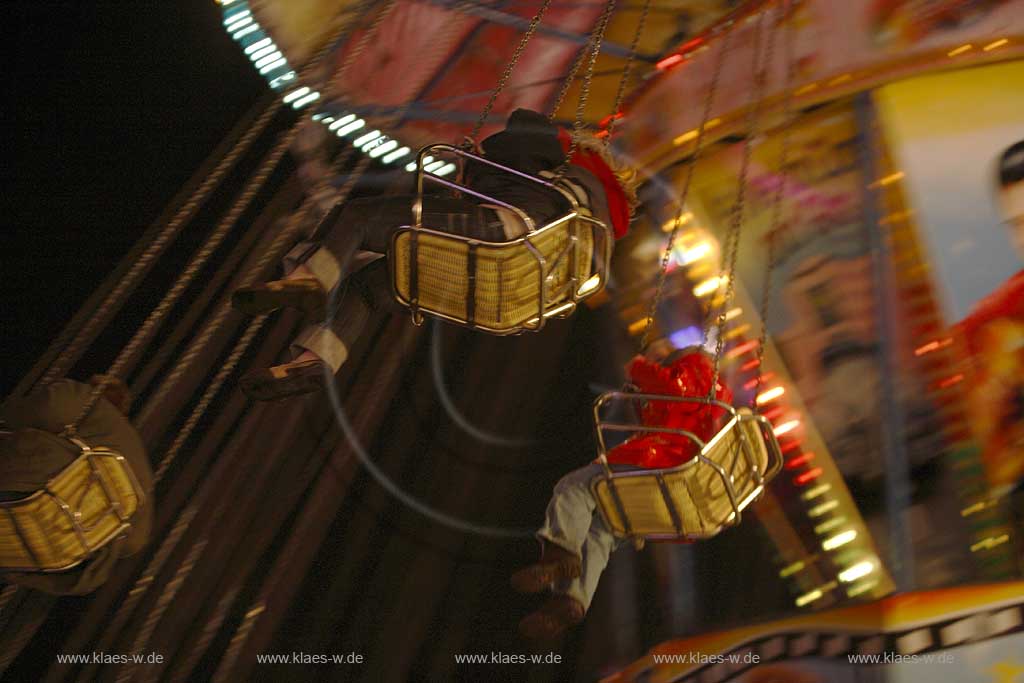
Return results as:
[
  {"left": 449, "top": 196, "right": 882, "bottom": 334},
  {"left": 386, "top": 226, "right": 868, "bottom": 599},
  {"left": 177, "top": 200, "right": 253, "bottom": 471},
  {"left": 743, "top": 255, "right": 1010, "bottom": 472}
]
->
[{"left": 855, "top": 93, "right": 914, "bottom": 591}]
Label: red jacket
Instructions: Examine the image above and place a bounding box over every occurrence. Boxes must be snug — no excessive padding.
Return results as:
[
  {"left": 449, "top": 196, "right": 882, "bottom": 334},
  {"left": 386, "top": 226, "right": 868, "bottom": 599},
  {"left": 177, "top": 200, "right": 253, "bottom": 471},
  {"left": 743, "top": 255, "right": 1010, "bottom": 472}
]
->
[
  {"left": 605, "top": 351, "right": 734, "bottom": 470},
  {"left": 557, "top": 129, "right": 631, "bottom": 239}
]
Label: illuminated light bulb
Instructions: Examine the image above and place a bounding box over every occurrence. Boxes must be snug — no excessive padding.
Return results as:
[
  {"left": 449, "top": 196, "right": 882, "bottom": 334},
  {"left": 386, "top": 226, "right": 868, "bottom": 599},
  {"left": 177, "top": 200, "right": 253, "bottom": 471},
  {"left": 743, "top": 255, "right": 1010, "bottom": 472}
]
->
[
  {"left": 577, "top": 274, "right": 603, "bottom": 296},
  {"left": 282, "top": 87, "right": 311, "bottom": 104},
  {"left": 847, "top": 579, "right": 879, "bottom": 598},
  {"left": 244, "top": 37, "right": 273, "bottom": 54},
  {"left": 960, "top": 501, "right": 987, "bottom": 517},
  {"left": 937, "top": 374, "right": 964, "bottom": 389},
  {"left": 773, "top": 419, "right": 799, "bottom": 436},
  {"left": 329, "top": 114, "right": 357, "bottom": 130},
  {"left": 785, "top": 452, "right": 816, "bottom": 470},
  {"left": 724, "top": 307, "right": 742, "bottom": 321},
  {"left": 983, "top": 38, "right": 1008, "bottom": 51},
  {"left": 269, "top": 71, "right": 296, "bottom": 88},
  {"left": 369, "top": 140, "right": 399, "bottom": 158},
  {"left": 744, "top": 372, "right": 774, "bottom": 390},
  {"left": 677, "top": 241, "right": 711, "bottom": 265},
  {"left": 435, "top": 163, "right": 457, "bottom": 176},
  {"left": 793, "top": 467, "right": 823, "bottom": 485},
  {"left": 254, "top": 51, "right": 284, "bottom": 69},
  {"left": 335, "top": 119, "right": 365, "bottom": 137},
  {"left": 352, "top": 130, "right": 382, "bottom": 147},
  {"left": 223, "top": 10, "right": 252, "bottom": 27},
  {"left": 361, "top": 136, "right": 388, "bottom": 152},
  {"left": 656, "top": 54, "right": 684, "bottom": 70},
  {"left": 661, "top": 213, "right": 692, "bottom": 231},
  {"left": 693, "top": 275, "right": 727, "bottom": 297},
  {"left": 795, "top": 589, "right": 823, "bottom": 607},
  {"left": 674, "top": 128, "right": 698, "bottom": 146},
  {"left": 756, "top": 387, "right": 785, "bottom": 404},
  {"left": 947, "top": 44, "right": 973, "bottom": 57},
  {"left": 970, "top": 534, "right": 1010, "bottom": 552},
  {"left": 779, "top": 560, "right": 805, "bottom": 578},
  {"left": 808, "top": 500, "right": 839, "bottom": 517},
  {"left": 405, "top": 161, "right": 418, "bottom": 172},
  {"left": 740, "top": 359, "right": 760, "bottom": 372},
  {"left": 822, "top": 529, "right": 857, "bottom": 551},
  {"left": 249, "top": 44, "right": 278, "bottom": 61},
  {"left": 828, "top": 73, "right": 852, "bottom": 86},
  {"left": 425, "top": 160, "right": 446, "bottom": 173},
  {"left": 762, "top": 406, "right": 785, "bottom": 421},
  {"left": 233, "top": 24, "right": 259, "bottom": 40},
  {"left": 814, "top": 516, "right": 846, "bottom": 534},
  {"left": 802, "top": 483, "right": 831, "bottom": 501},
  {"left": 292, "top": 92, "right": 320, "bottom": 109},
  {"left": 723, "top": 323, "right": 750, "bottom": 341},
  {"left": 382, "top": 146, "right": 411, "bottom": 164},
  {"left": 258, "top": 57, "right": 288, "bottom": 75},
  {"left": 839, "top": 561, "right": 874, "bottom": 583},
  {"left": 726, "top": 339, "right": 758, "bottom": 359},
  {"left": 795, "top": 82, "right": 818, "bottom": 96}
]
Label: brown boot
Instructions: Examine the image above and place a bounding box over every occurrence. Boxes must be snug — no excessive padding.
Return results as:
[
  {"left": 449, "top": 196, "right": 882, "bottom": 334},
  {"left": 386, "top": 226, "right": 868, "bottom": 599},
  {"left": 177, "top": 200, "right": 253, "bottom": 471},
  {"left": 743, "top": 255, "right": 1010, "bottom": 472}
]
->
[
  {"left": 232, "top": 277, "right": 327, "bottom": 319},
  {"left": 518, "top": 595, "right": 585, "bottom": 642},
  {"left": 240, "top": 359, "right": 327, "bottom": 401},
  {"left": 510, "top": 543, "right": 581, "bottom": 594}
]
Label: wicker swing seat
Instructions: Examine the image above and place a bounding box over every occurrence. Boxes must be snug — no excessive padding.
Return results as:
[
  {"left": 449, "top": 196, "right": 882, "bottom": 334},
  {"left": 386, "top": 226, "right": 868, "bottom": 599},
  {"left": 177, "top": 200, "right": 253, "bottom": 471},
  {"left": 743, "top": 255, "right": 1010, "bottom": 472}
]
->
[
  {"left": 0, "top": 436, "right": 145, "bottom": 573},
  {"left": 590, "top": 393, "right": 782, "bottom": 542},
  {"left": 389, "top": 144, "right": 613, "bottom": 335}
]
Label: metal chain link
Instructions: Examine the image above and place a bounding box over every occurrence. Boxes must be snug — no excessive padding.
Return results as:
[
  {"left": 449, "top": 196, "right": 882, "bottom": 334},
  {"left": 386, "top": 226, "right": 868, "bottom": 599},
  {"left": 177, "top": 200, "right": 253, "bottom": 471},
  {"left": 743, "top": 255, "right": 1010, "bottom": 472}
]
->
[
  {"left": 466, "top": 0, "right": 556, "bottom": 147},
  {"left": 753, "top": 0, "right": 797, "bottom": 404},
  {"left": 560, "top": 0, "right": 618, "bottom": 169},
  {"left": 52, "top": 12, "right": 360, "bottom": 438},
  {"left": 708, "top": 9, "right": 771, "bottom": 399},
  {"left": 604, "top": 0, "right": 651, "bottom": 143},
  {"left": 548, "top": 44, "right": 591, "bottom": 121},
  {"left": 36, "top": 97, "right": 282, "bottom": 390},
  {"left": 58, "top": 124, "right": 301, "bottom": 440},
  {"left": 636, "top": 20, "right": 734, "bottom": 355}
]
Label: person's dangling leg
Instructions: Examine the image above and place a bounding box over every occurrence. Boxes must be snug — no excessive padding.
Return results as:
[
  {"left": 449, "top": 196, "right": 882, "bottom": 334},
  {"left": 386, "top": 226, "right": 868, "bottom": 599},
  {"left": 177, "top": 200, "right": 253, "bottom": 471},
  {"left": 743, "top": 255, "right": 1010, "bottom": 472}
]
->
[
  {"left": 512, "top": 462, "right": 609, "bottom": 593},
  {"left": 518, "top": 508, "right": 623, "bottom": 641},
  {"left": 239, "top": 258, "right": 394, "bottom": 400}
]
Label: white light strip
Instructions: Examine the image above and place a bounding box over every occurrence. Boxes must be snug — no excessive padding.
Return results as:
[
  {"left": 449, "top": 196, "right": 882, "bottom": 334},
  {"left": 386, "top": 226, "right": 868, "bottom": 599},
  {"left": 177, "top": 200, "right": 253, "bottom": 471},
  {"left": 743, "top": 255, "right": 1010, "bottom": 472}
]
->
[
  {"left": 258, "top": 57, "right": 288, "bottom": 75},
  {"left": 232, "top": 24, "right": 259, "bottom": 40},
  {"left": 223, "top": 10, "right": 252, "bottom": 27},
  {"left": 268, "top": 71, "right": 296, "bottom": 88},
  {"left": 282, "top": 87, "right": 311, "bottom": 104},
  {"left": 352, "top": 130, "right": 382, "bottom": 147},
  {"left": 424, "top": 160, "right": 446, "bottom": 173},
  {"left": 249, "top": 44, "right": 278, "bottom": 61},
  {"left": 329, "top": 114, "right": 357, "bottom": 130},
  {"left": 335, "top": 119, "right": 365, "bottom": 137},
  {"left": 434, "top": 163, "right": 457, "bottom": 177},
  {"left": 226, "top": 16, "right": 253, "bottom": 32},
  {"left": 382, "top": 146, "right": 411, "bottom": 164},
  {"left": 244, "top": 37, "right": 273, "bottom": 54},
  {"left": 292, "top": 91, "right": 320, "bottom": 109},
  {"left": 369, "top": 140, "right": 399, "bottom": 158},
  {"left": 838, "top": 561, "right": 874, "bottom": 583},
  {"left": 254, "top": 51, "right": 284, "bottom": 69},
  {"left": 822, "top": 529, "right": 858, "bottom": 551}
]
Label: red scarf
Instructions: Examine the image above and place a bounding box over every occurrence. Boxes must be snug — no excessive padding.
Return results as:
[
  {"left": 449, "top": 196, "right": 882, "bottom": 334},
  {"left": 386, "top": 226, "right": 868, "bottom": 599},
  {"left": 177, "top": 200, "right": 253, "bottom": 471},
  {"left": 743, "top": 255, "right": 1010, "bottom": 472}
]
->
[{"left": 557, "top": 130, "right": 631, "bottom": 239}]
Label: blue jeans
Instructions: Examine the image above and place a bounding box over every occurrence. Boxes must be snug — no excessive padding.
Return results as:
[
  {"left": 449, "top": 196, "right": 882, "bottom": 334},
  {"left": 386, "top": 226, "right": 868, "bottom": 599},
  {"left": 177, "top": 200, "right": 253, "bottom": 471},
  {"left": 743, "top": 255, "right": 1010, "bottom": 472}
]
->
[{"left": 536, "top": 462, "right": 625, "bottom": 611}]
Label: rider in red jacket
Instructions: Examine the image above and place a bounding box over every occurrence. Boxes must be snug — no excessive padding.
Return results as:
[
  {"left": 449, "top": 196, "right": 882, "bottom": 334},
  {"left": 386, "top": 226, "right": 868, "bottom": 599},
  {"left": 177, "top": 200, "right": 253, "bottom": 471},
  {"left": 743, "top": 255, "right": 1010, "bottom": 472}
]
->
[
  {"left": 512, "top": 346, "right": 732, "bottom": 642},
  {"left": 607, "top": 349, "right": 733, "bottom": 469}
]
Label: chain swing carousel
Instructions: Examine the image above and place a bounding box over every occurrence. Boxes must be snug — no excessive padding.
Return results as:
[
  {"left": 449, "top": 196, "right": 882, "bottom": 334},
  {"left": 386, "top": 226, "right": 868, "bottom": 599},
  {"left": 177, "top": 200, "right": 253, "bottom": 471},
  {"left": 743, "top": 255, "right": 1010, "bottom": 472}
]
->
[{"left": 5, "top": 0, "right": 1022, "bottom": 680}]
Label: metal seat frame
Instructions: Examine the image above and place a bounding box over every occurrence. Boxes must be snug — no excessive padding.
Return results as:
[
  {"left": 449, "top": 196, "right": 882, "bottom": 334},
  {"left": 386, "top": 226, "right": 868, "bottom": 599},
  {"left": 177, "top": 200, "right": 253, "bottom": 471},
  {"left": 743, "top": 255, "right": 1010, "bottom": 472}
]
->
[
  {"left": 0, "top": 435, "right": 146, "bottom": 573},
  {"left": 389, "top": 143, "right": 613, "bottom": 335},
  {"left": 590, "top": 392, "right": 783, "bottom": 543}
]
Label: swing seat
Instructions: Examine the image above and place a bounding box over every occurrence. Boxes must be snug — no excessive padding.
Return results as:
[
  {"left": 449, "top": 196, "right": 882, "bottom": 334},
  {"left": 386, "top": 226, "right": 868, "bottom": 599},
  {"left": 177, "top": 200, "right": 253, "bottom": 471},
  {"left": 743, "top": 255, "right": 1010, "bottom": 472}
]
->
[
  {"left": 0, "top": 437, "right": 145, "bottom": 573},
  {"left": 590, "top": 393, "right": 782, "bottom": 542},
  {"left": 389, "top": 144, "right": 613, "bottom": 335}
]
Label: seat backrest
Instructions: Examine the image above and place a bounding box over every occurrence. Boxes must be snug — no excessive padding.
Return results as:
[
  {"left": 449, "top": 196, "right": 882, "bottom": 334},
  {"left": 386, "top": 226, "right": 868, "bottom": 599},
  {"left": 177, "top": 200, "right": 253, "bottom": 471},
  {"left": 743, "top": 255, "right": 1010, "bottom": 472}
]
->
[
  {"left": 0, "top": 445, "right": 144, "bottom": 572},
  {"left": 391, "top": 212, "right": 602, "bottom": 332}
]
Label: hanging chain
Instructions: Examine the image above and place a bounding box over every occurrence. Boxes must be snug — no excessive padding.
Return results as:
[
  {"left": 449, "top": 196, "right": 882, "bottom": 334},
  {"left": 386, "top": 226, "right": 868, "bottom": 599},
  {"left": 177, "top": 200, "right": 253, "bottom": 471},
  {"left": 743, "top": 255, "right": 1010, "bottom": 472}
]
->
[
  {"left": 604, "top": 0, "right": 651, "bottom": 143},
  {"left": 753, "top": 0, "right": 796, "bottom": 404},
  {"left": 548, "top": 45, "right": 590, "bottom": 120},
  {"left": 636, "top": 21, "right": 735, "bottom": 355},
  {"left": 55, "top": 9, "right": 371, "bottom": 439},
  {"left": 708, "top": 8, "right": 772, "bottom": 399},
  {"left": 560, "top": 0, "right": 619, "bottom": 168},
  {"left": 465, "top": 0, "right": 556, "bottom": 148}
]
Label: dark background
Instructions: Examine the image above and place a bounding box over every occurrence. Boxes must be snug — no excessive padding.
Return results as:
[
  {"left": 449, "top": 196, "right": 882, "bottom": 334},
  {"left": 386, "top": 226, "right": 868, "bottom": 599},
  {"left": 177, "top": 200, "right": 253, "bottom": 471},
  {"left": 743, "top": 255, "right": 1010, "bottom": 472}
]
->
[{"left": 6, "top": 2, "right": 265, "bottom": 395}]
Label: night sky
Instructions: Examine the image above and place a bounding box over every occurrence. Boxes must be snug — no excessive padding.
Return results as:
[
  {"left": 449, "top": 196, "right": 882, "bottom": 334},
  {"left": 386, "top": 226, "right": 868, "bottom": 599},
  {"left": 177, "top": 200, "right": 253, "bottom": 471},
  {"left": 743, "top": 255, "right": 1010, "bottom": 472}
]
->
[{"left": 7, "top": 2, "right": 265, "bottom": 395}]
